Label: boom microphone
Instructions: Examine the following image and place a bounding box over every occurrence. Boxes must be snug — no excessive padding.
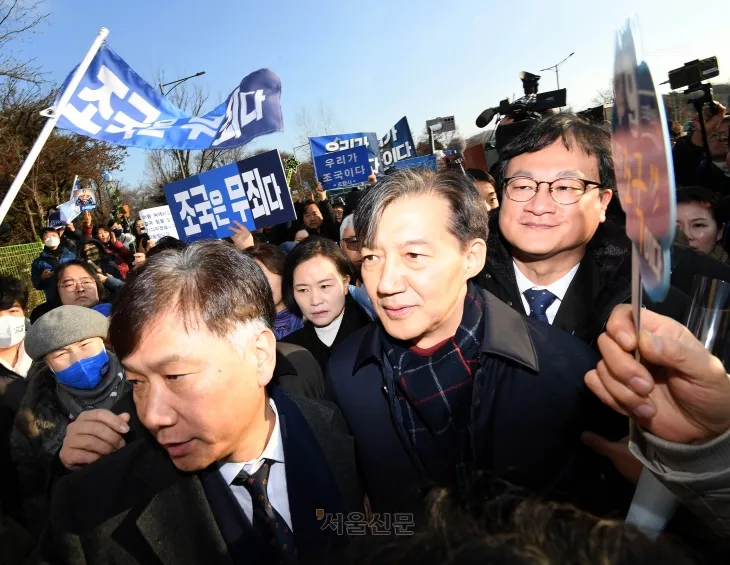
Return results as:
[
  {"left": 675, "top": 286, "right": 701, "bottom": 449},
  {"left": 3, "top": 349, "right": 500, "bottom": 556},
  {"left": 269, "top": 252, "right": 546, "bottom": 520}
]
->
[
  {"left": 476, "top": 107, "right": 499, "bottom": 128},
  {"left": 447, "top": 134, "right": 467, "bottom": 155}
]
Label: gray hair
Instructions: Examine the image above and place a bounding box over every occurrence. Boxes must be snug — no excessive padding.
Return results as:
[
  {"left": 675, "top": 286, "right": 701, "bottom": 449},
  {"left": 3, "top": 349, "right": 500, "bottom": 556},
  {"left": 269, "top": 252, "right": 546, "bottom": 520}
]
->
[
  {"left": 110, "top": 240, "right": 276, "bottom": 359},
  {"left": 339, "top": 213, "right": 355, "bottom": 241},
  {"left": 353, "top": 169, "right": 489, "bottom": 249}
]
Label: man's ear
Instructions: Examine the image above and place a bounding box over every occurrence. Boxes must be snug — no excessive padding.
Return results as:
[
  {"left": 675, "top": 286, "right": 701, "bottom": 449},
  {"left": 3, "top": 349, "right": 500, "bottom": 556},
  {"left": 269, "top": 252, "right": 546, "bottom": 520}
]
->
[
  {"left": 464, "top": 239, "right": 487, "bottom": 280},
  {"left": 599, "top": 189, "right": 614, "bottom": 223},
  {"left": 254, "top": 329, "right": 277, "bottom": 387}
]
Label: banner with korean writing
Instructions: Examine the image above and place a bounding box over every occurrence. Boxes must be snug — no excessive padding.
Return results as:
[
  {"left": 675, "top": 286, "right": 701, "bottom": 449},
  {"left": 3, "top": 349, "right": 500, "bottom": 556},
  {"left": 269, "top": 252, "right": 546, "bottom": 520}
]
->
[
  {"left": 313, "top": 146, "right": 370, "bottom": 190},
  {"left": 309, "top": 132, "right": 380, "bottom": 178},
  {"left": 380, "top": 117, "right": 415, "bottom": 168},
  {"left": 163, "top": 150, "right": 296, "bottom": 243},
  {"left": 53, "top": 45, "right": 283, "bottom": 150},
  {"left": 139, "top": 205, "right": 180, "bottom": 242},
  {"left": 392, "top": 154, "right": 437, "bottom": 171}
]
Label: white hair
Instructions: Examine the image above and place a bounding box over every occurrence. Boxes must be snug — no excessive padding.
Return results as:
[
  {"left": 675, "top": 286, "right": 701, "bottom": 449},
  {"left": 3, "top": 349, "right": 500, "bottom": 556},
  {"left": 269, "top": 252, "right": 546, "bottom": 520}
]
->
[
  {"left": 226, "top": 318, "right": 270, "bottom": 358},
  {"left": 340, "top": 213, "right": 355, "bottom": 241}
]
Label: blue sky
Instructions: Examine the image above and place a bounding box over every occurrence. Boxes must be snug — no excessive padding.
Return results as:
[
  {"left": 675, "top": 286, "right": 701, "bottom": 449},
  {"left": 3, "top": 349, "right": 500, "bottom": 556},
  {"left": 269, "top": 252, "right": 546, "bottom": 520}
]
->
[{"left": 20, "top": 0, "right": 730, "bottom": 185}]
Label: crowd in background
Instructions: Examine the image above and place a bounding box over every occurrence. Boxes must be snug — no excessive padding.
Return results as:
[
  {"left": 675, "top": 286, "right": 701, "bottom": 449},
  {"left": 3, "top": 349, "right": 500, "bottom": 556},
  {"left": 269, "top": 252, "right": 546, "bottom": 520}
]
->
[{"left": 0, "top": 100, "right": 728, "bottom": 565}]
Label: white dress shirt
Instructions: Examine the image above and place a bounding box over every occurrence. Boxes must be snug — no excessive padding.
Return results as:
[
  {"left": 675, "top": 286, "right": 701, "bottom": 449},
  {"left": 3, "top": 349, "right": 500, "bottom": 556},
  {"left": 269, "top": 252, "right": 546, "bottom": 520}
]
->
[
  {"left": 218, "top": 398, "right": 292, "bottom": 529},
  {"left": 0, "top": 340, "right": 33, "bottom": 378},
  {"left": 513, "top": 261, "right": 580, "bottom": 325}
]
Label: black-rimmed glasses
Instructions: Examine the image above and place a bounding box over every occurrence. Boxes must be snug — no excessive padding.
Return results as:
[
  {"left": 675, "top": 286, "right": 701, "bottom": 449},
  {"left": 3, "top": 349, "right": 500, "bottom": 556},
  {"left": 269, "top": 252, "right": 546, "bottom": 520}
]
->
[{"left": 503, "top": 177, "right": 604, "bottom": 205}]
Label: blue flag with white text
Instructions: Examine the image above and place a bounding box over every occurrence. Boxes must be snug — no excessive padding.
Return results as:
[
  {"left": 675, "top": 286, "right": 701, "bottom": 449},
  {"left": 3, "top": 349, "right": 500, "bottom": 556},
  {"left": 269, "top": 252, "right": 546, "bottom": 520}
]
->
[
  {"left": 54, "top": 45, "right": 283, "bottom": 150},
  {"left": 380, "top": 117, "right": 415, "bottom": 168}
]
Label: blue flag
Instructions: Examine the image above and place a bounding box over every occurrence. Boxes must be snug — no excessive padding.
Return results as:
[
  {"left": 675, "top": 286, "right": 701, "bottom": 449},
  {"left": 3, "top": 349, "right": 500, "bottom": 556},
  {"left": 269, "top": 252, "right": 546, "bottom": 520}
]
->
[
  {"left": 380, "top": 117, "right": 415, "bottom": 168},
  {"left": 55, "top": 45, "right": 283, "bottom": 150},
  {"left": 309, "top": 132, "right": 381, "bottom": 179},
  {"left": 313, "top": 146, "right": 370, "bottom": 190},
  {"left": 163, "top": 150, "right": 296, "bottom": 243}
]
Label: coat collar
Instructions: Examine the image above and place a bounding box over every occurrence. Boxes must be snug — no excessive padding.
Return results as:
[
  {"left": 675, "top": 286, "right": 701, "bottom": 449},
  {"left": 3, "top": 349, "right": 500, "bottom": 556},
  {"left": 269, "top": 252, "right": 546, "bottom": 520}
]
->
[{"left": 354, "top": 287, "right": 539, "bottom": 374}]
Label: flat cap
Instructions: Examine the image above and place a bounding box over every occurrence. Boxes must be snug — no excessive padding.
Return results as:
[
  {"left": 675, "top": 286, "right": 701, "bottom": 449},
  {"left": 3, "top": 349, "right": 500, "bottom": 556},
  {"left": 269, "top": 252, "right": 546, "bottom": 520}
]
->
[{"left": 26, "top": 305, "right": 109, "bottom": 361}]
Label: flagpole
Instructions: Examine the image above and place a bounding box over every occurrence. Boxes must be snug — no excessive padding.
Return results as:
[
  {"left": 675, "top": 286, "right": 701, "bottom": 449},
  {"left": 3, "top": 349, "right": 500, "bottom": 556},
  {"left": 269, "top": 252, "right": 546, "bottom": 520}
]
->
[{"left": 0, "top": 27, "right": 109, "bottom": 226}]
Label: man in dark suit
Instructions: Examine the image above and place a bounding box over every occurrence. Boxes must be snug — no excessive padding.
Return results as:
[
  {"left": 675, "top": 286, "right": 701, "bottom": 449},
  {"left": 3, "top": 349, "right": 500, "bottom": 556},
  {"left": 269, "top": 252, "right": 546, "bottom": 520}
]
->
[
  {"left": 327, "top": 168, "right": 628, "bottom": 517},
  {"left": 39, "top": 241, "right": 361, "bottom": 565}
]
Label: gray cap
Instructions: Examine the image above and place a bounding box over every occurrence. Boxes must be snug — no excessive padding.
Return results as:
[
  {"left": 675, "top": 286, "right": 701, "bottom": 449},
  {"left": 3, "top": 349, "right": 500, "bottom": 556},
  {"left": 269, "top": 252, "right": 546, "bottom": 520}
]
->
[{"left": 26, "top": 305, "right": 110, "bottom": 361}]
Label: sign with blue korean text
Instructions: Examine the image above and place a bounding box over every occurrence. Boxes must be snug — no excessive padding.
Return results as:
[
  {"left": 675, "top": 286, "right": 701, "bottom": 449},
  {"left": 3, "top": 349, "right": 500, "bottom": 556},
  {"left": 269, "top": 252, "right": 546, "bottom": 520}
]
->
[
  {"left": 380, "top": 117, "right": 415, "bottom": 168},
  {"left": 392, "top": 154, "right": 437, "bottom": 171},
  {"left": 313, "top": 146, "right": 370, "bottom": 190},
  {"left": 309, "top": 132, "right": 380, "bottom": 178},
  {"left": 163, "top": 150, "right": 295, "bottom": 243},
  {"left": 54, "top": 45, "right": 283, "bottom": 150},
  {"left": 611, "top": 18, "right": 676, "bottom": 301}
]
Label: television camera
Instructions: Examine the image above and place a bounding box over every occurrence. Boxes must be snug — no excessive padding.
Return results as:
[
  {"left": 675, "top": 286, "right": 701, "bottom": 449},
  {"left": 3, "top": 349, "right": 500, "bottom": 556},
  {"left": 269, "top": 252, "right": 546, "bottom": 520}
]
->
[{"left": 475, "top": 72, "right": 567, "bottom": 152}]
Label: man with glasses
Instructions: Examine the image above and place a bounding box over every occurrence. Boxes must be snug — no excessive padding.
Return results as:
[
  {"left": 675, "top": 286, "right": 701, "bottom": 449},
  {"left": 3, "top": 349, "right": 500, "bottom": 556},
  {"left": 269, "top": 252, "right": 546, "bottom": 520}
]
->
[
  {"left": 673, "top": 103, "right": 729, "bottom": 194},
  {"left": 476, "top": 114, "right": 690, "bottom": 346}
]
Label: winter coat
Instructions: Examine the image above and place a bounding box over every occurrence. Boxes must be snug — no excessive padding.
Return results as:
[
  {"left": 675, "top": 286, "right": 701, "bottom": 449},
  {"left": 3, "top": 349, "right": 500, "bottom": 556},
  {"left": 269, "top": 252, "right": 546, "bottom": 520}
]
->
[
  {"left": 9, "top": 353, "right": 127, "bottom": 537},
  {"left": 76, "top": 238, "right": 124, "bottom": 280},
  {"left": 31, "top": 244, "right": 76, "bottom": 302}
]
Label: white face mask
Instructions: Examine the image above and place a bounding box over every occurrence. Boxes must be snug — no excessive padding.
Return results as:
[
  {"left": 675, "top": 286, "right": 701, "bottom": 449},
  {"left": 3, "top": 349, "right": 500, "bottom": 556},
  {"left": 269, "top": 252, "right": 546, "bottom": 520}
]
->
[
  {"left": 43, "top": 236, "right": 60, "bottom": 249},
  {"left": 0, "top": 315, "right": 25, "bottom": 348}
]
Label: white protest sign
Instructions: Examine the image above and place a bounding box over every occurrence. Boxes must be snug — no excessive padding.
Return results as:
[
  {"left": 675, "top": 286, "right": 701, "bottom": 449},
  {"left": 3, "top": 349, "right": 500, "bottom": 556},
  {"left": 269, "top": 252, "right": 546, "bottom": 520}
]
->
[{"left": 139, "top": 205, "right": 180, "bottom": 242}]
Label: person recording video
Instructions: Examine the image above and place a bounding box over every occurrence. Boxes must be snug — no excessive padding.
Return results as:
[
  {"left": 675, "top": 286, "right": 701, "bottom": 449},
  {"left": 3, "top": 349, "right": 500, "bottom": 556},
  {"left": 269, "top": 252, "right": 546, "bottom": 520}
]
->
[{"left": 673, "top": 101, "right": 729, "bottom": 194}]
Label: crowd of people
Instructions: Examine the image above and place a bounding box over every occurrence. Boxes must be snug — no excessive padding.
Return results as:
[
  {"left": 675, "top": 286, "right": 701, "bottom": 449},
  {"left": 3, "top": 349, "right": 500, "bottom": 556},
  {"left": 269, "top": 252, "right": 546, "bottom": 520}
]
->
[{"left": 0, "top": 101, "right": 728, "bottom": 565}]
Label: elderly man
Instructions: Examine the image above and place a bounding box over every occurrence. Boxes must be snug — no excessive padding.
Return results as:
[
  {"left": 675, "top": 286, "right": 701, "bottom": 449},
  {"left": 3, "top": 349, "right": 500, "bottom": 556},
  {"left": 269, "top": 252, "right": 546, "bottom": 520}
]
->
[
  {"left": 39, "top": 241, "right": 360, "bottom": 565},
  {"left": 339, "top": 214, "right": 363, "bottom": 281},
  {"left": 326, "top": 168, "right": 626, "bottom": 515}
]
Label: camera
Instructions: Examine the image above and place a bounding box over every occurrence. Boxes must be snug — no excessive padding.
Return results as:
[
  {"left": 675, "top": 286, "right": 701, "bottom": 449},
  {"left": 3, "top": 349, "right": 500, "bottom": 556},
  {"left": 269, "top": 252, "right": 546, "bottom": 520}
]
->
[
  {"left": 668, "top": 57, "right": 719, "bottom": 91},
  {"left": 668, "top": 56, "right": 721, "bottom": 163},
  {"left": 475, "top": 71, "right": 567, "bottom": 152}
]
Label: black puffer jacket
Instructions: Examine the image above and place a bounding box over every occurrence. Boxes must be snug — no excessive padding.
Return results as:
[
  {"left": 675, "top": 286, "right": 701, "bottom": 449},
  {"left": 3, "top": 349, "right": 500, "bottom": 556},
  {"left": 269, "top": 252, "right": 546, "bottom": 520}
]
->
[{"left": 476, "top": 211, "right": 691, "bottom": 347}]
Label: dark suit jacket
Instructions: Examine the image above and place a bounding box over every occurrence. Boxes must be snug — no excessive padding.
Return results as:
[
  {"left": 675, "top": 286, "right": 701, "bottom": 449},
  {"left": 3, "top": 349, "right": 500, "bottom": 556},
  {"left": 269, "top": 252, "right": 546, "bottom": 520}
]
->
[
  {"left": 327, "top": 287, "right": 629, "bottom": 516},
  {"left": 38, "top": 388, "right": 361, "bottom": 565}
]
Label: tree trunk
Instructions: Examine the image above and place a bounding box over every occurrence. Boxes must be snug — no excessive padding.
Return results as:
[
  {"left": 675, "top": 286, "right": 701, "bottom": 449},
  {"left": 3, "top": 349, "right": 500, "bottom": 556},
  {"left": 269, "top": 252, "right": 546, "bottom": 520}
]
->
[{"left": 25, "top": 200, "right": 37, "bottom": 241}]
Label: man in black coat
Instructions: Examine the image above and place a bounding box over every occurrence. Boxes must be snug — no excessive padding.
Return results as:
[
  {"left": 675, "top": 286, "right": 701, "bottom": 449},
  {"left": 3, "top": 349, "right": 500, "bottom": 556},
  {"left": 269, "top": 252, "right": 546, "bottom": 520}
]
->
[
  {"left": 327, "top": 168, "right": 627, "bottom": 517},
  {"left": 39, "top": 241, "right": 361, "bottom": 565},
  {"left": 475, "top": 113, "right": 730, "bottom": 348}
]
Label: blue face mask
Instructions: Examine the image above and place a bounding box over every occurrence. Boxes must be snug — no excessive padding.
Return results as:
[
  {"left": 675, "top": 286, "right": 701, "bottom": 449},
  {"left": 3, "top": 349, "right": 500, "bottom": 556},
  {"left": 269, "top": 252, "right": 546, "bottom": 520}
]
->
[
  {"left": 113, "top": 229, "right": 123, "bottom": 238},
  {"left": 53, "top": 349, "right": 110, "bottom": 390}
]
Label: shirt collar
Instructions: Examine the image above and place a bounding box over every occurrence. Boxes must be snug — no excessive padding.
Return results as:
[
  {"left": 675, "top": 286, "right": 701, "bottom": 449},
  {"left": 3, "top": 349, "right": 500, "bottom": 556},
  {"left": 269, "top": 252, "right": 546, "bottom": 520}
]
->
[
  {"left": 0, "top": 340, "right": 33, "bottom": 377},
  {"left": 218, "top": 397, "right": 284, "bottom": 486},
  {"left": 513, "top": 261, "right": 580, "bottom": 301}
]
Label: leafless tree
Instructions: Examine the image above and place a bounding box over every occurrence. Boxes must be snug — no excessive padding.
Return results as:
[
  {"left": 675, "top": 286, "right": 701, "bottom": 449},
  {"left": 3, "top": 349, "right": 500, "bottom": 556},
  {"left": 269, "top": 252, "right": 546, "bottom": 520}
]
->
[
  {"left": 591, "top": 81, "right": 615, "bottom": 107},
  {"left": 0, "top": 0, "right": 49, "bottom": 83}
]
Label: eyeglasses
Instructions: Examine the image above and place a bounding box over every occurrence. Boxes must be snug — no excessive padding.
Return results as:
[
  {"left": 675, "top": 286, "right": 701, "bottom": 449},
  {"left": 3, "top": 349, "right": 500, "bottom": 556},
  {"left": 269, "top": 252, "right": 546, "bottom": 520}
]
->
[
  {"left": 60, "top": 278, "right": 96, "bottom": 290},
  {"left": 503, "top": 177, "right": 604, "bottom": 205},
  {"left": 709, "top": 132, "right": 729, "bottom": 143},
  {"left": 341, "top": 237, "right": 359, "bottom": 251}
]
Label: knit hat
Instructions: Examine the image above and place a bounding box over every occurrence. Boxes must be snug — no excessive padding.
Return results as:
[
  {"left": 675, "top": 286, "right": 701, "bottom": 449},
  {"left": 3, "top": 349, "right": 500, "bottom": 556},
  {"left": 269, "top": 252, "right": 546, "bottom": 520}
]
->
[{"left": 26, "top": 305, "right": 109, "bottom": 361}]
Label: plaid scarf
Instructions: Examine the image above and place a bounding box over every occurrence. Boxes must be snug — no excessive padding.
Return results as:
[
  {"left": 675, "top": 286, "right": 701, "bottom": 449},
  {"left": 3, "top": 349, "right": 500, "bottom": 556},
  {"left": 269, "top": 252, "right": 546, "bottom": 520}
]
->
[{"left": 382, "top": 282, "right": 485, "bottom": 485}]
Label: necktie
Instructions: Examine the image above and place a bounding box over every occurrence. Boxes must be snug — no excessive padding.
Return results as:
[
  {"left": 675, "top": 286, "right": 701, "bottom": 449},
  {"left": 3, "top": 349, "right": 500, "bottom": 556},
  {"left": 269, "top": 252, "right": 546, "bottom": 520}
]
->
[
  {"left": 232, "top": 459, "right": 297, "bottom": 564},
  {"left": 523, "top": 288, "right": 558, "bottom": 324}
]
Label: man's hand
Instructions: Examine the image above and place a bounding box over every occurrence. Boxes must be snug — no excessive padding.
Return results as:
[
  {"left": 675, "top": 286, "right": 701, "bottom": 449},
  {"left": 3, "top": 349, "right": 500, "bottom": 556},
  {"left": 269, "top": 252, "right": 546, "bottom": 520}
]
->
[
  {"left": 40, "top": 269, "right": 54, "bottom": 280},
  {"left": 368, "top": 169, "right": 377, "bottom": 184},
  {"left": 228, "top": 221, "right": 255, "bottom": 250},
  {"left": 581, "top": 432, "right": 643, "bottom": 484},
  {"left": 109, "top": 231, "right": 117, "bottom": 245},
  {"left": 315, "top": 182, "right": 327, "bottom": 201},
  {"left": 59, "top": 410, "right": 131, "bottom": 470},
  {"left": 585, "top": 304, "right": 730, "bottom": 445},
  {"left": 691, "top": 101, "right": 727, "bottom": 147}
]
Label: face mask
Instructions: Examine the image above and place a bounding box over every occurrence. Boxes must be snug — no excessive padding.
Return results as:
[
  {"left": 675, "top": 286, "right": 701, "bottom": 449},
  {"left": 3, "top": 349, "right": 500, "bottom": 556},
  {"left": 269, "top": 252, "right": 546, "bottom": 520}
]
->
[
  {"left": 0, "top": 316, "right": 25, "bottom": 348},
  {"left": 84, "top": 248, "right": 101, "bottom": 263},
  {"left": 53, "top": 348, "right": 109, "bottom": 390},
  {"left": 113, "top": 229, "right": 123, "bottom": 238},
  {"left": 44, "top": 236, "right": 60, "bottom": 249}
]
